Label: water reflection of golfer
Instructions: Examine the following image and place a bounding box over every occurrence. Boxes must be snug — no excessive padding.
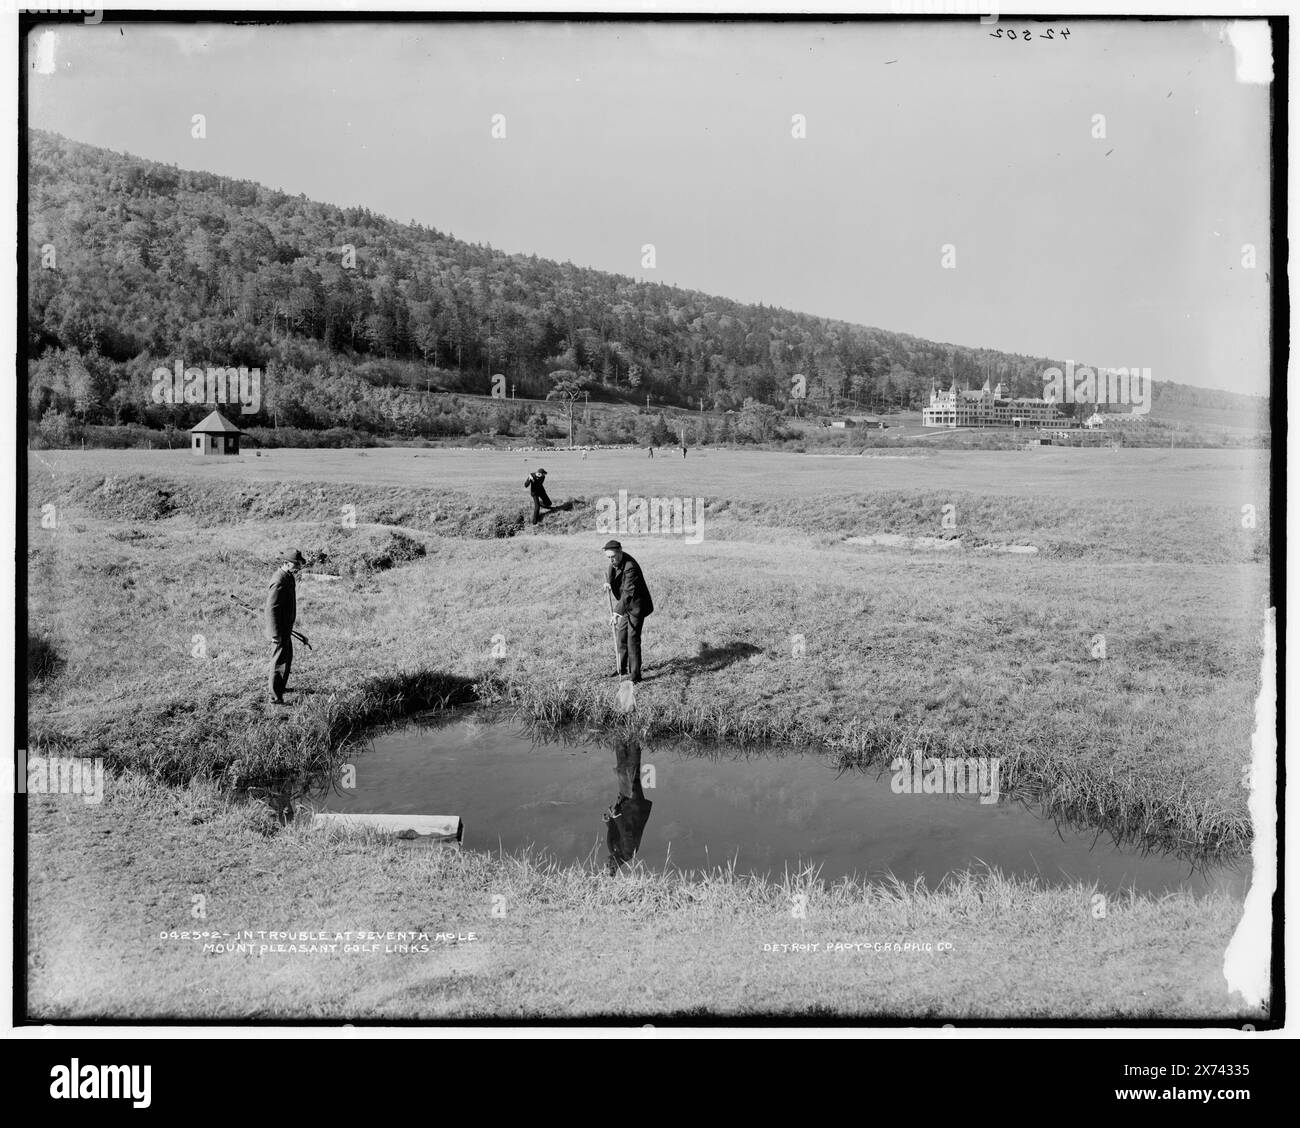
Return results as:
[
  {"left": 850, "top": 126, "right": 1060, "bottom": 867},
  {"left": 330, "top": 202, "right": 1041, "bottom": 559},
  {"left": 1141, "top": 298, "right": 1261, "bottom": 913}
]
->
[{"left": 602, "top": 736, "right": 653, "bottom": 875}]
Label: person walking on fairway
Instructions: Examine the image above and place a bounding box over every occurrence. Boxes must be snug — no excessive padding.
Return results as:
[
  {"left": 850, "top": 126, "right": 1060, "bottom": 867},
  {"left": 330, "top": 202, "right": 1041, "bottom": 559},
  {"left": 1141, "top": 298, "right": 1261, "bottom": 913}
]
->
[
  {"left": 603, "top": 539, "right": 653, "bottom": 683},
  {"left": 265, "top": 549, "right": 307, "bottom": 704},
  {"left": 525, "top": 467, "right": 552, "bottom": 525}
]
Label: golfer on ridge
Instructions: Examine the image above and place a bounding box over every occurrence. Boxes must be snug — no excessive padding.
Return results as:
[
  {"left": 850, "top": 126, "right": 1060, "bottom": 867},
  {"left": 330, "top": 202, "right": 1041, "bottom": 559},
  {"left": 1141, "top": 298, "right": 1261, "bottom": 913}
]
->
[
  {"left": 525, "top": 467, "right": 553, "bottom": 525},
  {"left": 603, "top": 539, "right": 654, "bottom": 683}
]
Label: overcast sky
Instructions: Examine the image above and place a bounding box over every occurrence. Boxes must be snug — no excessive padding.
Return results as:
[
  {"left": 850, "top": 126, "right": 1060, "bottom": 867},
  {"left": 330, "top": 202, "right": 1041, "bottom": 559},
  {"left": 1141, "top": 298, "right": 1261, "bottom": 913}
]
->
[{"left": 27, "top": 18, "right": 1272, "bottom": 395}]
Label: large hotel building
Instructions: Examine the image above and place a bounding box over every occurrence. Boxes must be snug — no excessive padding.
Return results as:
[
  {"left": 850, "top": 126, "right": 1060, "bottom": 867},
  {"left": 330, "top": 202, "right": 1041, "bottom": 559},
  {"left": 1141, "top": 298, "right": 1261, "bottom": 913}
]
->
[{"left": 921, "top": 379, "right": 1075, "bottom": 429}]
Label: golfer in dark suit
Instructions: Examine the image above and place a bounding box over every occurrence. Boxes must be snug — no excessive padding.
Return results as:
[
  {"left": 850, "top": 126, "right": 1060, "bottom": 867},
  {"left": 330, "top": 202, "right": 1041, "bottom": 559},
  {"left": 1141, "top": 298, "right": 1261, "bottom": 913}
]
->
[
  {"left": 265, "top": 549, "right": 306, "bottom": 704},
  {"left": 603, "top": 735, "right": 653, "bottom": 874},
  {"left": 526, "top": 468, "right": 552, "bottom": 525},
  {"left": 603, "top": 539, "right": 653, "bottom": 683}
]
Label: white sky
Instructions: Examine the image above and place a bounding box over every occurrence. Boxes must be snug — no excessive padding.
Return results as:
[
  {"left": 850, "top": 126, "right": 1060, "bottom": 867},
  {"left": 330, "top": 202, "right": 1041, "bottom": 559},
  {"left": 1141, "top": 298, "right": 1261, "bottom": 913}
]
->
[{"left": 27, "top": 18, "right": 1273, "bottom": 395}]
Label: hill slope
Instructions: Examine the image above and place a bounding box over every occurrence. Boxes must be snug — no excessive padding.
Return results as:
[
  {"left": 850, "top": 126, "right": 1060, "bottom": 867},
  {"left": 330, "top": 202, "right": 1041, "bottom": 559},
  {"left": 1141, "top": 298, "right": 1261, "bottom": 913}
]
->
[{"left": 26, "top": 129, "right": 1268, "bottom": 440}]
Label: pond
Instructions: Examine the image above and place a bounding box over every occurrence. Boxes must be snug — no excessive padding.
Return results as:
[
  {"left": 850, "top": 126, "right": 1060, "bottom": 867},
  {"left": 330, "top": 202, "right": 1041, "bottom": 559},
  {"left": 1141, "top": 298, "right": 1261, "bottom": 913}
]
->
[{"left": 311, "top": 709, "right": 1247, "bottom": 897}]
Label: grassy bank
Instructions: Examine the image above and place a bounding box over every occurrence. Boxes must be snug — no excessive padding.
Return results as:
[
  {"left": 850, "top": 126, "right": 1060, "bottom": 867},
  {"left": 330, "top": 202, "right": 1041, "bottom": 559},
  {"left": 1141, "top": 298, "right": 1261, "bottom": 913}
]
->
[
  {"left": 27, "top": 772, "right": 1258, "bottom": 1020},
  {"left": 39, "top": 463, "right": 1266, "bottom": 564},
  {"left": 24, "top": 447, "right": 1271, "bottom": 1017}
]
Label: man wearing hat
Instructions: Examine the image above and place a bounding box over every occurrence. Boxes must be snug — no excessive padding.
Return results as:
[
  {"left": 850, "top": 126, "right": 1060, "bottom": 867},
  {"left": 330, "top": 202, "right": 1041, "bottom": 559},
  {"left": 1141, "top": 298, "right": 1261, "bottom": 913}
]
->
[
  {"left": 602, "top": 540, "right": 654, "bottom": 683},
  {"left": 265, "top": 549, "right": 306, "bottom": 704},
  {"left": 525, "top": 467, "right": 553, "bottom": 525}
]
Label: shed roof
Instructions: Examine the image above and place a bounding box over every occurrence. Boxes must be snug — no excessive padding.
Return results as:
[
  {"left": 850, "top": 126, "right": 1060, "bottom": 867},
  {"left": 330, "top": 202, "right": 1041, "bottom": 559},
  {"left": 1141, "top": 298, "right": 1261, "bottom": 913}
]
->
[{"left": 190, "top": 410, "right": 244, "bottom": 434}]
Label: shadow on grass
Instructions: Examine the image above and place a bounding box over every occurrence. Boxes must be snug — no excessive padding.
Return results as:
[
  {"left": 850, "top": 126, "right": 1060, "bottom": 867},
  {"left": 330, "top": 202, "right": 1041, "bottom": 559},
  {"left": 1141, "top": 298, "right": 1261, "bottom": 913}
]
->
[
  {"left": 28, "top": 633, "right": 66, "bottom": 683},
  {"left": 650, "top": 641, "right": 764, "bottom": 678}
]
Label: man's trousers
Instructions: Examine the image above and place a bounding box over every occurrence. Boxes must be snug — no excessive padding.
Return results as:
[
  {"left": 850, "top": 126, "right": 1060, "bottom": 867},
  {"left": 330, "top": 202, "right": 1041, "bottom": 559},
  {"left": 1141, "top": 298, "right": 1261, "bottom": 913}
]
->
[
  {"left": 270, "top": 637, "right": 293, "bottom": 702},
  {"left": 615, "top": 613, "right": 644, "bottom": 681}
]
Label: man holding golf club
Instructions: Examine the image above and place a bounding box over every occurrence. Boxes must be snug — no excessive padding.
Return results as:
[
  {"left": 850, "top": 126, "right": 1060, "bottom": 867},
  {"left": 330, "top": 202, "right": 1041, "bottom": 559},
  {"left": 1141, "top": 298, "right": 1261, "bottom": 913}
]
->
[
  {"left": 603, "top": 539, "right": 653, "bottom": 683},
  {"left": 265, "top": 549, "right": 308, "bottom": 705}
]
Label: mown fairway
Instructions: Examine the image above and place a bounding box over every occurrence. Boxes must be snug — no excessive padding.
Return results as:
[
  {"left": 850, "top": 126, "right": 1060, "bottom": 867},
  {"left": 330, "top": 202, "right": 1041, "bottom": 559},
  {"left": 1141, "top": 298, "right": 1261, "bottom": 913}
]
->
[
  {"left": 25, "top": 444, "right": 1271, "bottom": 1019},
  {"left": 33, "top": 443, "right": 1265, "bottom": 508}
]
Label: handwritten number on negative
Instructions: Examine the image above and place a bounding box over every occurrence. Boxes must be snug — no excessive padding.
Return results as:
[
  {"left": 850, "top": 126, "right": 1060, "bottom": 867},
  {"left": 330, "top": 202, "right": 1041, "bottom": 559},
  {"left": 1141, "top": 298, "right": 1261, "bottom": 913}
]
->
[{"left": 990, "top": 27, "right": 1067, "bottom": 40}]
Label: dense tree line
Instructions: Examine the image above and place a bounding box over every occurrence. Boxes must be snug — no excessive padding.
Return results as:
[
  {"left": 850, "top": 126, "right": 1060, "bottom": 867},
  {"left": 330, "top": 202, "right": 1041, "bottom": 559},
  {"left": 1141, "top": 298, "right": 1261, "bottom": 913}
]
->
[{"left": 27, "top": 129, "right": 1263, "bottom": 440}]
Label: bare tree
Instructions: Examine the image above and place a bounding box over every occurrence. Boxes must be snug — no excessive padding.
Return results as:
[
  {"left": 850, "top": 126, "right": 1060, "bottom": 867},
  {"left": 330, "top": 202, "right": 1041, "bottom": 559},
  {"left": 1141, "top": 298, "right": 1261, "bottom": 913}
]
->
[{"left": 546, "top": 370, "right": 586, "bottom": 448}]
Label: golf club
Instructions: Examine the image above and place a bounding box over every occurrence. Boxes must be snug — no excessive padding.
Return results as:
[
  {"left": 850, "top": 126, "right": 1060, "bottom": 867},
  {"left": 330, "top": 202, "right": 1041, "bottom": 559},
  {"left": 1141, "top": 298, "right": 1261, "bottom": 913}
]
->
[
  {"left": 605, "top": 587, "right": 621, "bottom": 676},
  {"left": 228, "top": 594, "right": 312, "bottom": 649}
]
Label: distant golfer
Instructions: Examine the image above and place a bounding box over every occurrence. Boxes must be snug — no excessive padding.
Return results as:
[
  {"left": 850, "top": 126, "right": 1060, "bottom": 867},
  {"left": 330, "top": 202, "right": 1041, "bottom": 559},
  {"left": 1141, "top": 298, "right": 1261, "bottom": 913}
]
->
[
  {"left": 525, "top": 467, "right": 552, "bottom": 525},
  {"left": 265, "top": 549, "right": 307, "bottom": 705},
  {"left": 603, "top": 539, "right": 654, "bottom": 683},
  {"left": 602, "top": 735, "right": 653, "bottom": 875}
]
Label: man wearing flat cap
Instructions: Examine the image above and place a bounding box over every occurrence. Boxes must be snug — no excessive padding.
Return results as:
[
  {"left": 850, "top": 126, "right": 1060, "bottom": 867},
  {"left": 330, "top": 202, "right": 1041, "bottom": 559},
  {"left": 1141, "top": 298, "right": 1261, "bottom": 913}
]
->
[
  {"left": 265, "top": 549, "right": 307, "bottom": 704},
  {"left": 602, "top": 540, "right": 654, "bottom": 683}
]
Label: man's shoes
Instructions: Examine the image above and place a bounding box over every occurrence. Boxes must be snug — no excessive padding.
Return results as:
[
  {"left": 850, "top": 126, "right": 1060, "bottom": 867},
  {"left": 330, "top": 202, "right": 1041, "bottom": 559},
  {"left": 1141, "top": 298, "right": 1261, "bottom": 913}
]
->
[{"left": 268, "top": 697, "right": 287, "bottom": 705}]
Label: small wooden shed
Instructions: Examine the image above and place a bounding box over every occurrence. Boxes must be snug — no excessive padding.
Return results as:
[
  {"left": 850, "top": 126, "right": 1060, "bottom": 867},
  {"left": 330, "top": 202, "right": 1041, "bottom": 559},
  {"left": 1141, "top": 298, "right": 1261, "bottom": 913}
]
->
[{"left": 190, "top": 410, "right": 244, "bottom": 456}]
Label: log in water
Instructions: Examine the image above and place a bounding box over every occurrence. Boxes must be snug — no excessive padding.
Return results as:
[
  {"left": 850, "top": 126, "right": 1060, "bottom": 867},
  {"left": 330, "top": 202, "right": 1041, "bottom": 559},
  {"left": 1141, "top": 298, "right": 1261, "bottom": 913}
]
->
[{"left": 310, "top": 811, "right": 462, "bottom": 842}]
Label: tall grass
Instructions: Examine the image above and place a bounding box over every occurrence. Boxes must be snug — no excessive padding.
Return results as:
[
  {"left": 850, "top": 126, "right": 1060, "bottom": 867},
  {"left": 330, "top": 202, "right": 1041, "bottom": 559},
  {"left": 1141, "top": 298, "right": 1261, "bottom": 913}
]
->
[
  {"left": 486, "top": 677, "right": 1247, "bottom": 862},
  {"left": 32, "top": 668, "right": 478, "bottom": 792}
]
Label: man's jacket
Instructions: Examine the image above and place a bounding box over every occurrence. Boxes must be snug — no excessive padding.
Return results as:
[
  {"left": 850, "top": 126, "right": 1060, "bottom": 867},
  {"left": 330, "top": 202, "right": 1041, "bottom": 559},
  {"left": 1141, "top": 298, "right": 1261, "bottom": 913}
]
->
[
  {"left": 264, "top": 568, "right": 297, "bottom": 642},
  {"left": 607, "top": 552, "right": 654, "bottom": 619}
]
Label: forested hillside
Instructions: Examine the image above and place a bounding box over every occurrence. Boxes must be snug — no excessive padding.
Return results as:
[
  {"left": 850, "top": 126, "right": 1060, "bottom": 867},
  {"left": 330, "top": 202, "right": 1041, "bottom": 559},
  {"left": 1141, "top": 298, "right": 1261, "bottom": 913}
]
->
[{"left": 26, "top": 129, "right": 1267, "bottom": 444}]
